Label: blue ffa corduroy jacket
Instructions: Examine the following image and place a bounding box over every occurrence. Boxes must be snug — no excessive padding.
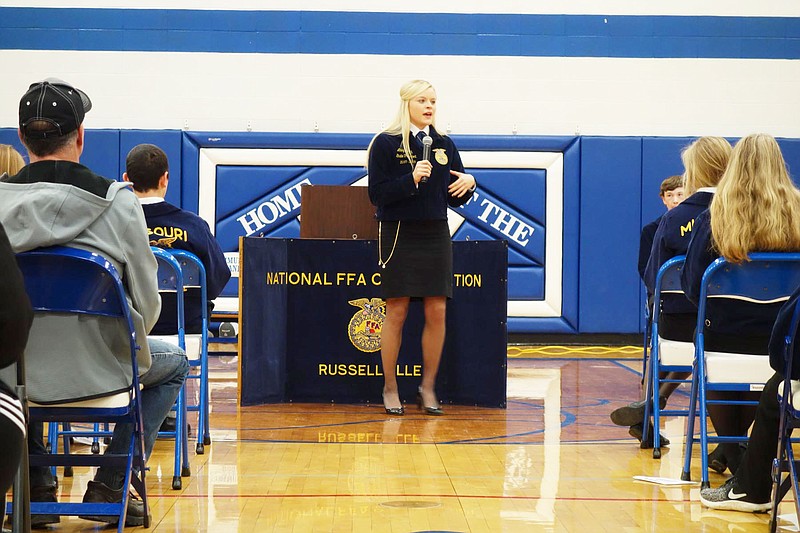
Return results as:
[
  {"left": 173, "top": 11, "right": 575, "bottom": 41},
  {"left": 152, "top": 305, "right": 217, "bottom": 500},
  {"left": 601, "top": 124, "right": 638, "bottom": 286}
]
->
[
  {"left": 638, "top": 215, "right": 662, "bottom": 283},
  {"left": 368, "top": 126, "right": 473, "bottom": 221},
  {"left": 143, "top": 201, "right": 231, "bottom": 334},
  {"left": 643, "top": 191, "right": 713, "bottom": 314},
  {"left": 681, "top": 209, "right": 784, "bottom": 337},
  {"left": 769, "top": 285, "right": 800, "bottom": 378}
]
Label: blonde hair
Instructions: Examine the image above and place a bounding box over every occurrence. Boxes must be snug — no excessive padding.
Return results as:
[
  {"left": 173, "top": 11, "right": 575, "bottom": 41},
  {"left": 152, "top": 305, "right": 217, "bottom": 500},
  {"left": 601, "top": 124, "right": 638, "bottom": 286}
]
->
[
  {"left": 710, "top": 133, "right": 800, "bottom": 263},
  {"left": 367, "top": 79, "right": 436, "bottom": 167},
  {"left": 681, "top": 136, "right": 731, "bottom": 195},
  {"left": 0, "top": 144, "right": 25, "bottom": 175}
]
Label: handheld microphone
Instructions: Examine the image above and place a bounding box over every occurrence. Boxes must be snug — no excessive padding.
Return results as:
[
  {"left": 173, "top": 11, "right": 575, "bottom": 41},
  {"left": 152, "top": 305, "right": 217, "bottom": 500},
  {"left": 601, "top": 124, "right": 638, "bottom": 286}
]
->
[{"left": 421, "top": 135, "right": 433, "bottom": 183}]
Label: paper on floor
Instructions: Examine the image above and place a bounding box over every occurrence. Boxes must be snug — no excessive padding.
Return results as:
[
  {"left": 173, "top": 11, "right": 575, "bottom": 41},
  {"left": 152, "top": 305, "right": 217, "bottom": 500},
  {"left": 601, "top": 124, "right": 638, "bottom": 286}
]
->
[{"left": 633, "top": 475, "right": 699, "bottom": 485}]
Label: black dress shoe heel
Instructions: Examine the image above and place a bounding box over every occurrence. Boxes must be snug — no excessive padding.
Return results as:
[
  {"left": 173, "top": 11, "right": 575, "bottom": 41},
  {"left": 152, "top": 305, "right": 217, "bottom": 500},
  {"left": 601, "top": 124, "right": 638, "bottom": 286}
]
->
[
  {"left": 382, "top": 392, "right": 404, "bottom": 415},
  {"left": 417, "top": 388, "right": 444, "bottom": 416}
]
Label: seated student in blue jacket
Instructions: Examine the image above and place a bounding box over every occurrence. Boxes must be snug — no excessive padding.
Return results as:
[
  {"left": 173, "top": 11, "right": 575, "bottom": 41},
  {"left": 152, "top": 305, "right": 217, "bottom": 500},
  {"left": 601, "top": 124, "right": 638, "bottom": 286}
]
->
[
  {"left": 637, "top": 175, "right": 685, "bottom": 281},
  {"left": 124, "top": 144, "right": 231, "bottom": 433},
  {"left": 611, "top": 137, "right": 730, "bottom": 449},
  {"left": 682, "top": 133, "right": 800, "bottom": 485},
  {"left": 124, "top": 144, "right": 231, "bottom": 336}
]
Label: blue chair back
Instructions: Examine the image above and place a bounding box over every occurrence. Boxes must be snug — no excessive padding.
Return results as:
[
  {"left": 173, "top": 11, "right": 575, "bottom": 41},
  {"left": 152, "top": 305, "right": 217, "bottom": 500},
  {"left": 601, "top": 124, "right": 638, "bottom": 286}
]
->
[
  {"left": 170, "top": 250, "right": 207, "bottom": 296},
  {"left": 18, "top": 246, "right": 133, "bottom": 323},
  {"left": 651, "top": 255, "right": 686, "bottom": 324},
  {"left": 700, "top": 253, "right": 800, "bottom": 305},
  {"left": 684, "top": 252, "right": 800, "bottom": 488}
]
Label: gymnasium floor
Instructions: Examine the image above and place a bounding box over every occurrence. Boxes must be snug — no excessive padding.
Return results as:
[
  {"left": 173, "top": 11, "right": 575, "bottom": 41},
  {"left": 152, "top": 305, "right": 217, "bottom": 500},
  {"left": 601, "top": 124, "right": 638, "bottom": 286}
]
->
[{"left": 14, "top": 345, "right": 792, "bottom": 532}]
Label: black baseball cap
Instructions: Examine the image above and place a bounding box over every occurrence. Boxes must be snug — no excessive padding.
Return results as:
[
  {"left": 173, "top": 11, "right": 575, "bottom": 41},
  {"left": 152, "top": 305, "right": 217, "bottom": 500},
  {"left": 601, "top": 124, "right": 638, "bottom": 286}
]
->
[{"left": 19, "top": 78, "right": 92, "bottom": 139}]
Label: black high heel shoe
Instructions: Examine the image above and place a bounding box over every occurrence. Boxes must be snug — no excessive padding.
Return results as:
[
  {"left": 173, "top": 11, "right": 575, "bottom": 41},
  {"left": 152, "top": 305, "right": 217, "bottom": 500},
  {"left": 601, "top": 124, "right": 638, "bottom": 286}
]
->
[
  {"left": 417, "top": 387, "right": 444, "bottom": 416},
  {"left": 382, "top": 391, "right": 404, "bottom": 416}
]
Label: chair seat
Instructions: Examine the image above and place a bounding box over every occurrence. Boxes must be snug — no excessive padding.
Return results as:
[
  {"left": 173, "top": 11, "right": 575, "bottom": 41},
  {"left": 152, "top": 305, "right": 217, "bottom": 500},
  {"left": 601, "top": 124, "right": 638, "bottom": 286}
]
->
[
  {"left": 29, "top": 391, "right": 133, "bottom": 409},
  {"left": 658, "top": 337, "right": 694, "bottom": 366},
  {"left": 705, "top": 351, "right": 773, "bottom": 386},
  {"left": 212, "top": 297, "right": 238, "bottom": 314},
  {"left": 777, "top": 379, "right": 800, "bottom": 411},
  {"left": 149, "top": 334, "right": 202, "bottom": 360}
]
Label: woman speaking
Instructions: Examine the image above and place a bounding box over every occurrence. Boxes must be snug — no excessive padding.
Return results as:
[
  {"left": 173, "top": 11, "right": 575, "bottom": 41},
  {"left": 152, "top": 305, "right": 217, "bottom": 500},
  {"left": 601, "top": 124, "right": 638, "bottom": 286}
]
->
[{"left": 367, "top": 79, "right": 476, "bottom": 416}]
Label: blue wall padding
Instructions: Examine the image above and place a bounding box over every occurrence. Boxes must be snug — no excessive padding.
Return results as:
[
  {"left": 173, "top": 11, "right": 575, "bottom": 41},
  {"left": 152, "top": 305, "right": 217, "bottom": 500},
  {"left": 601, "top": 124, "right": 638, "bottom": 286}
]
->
[
  {"left": 560, "top": 138, "right": 581, "bottom": 332},
  {"left": 4, "top": 127, "right": 800, "bottom": 334},
  {"left": 579, "top": 137, "right": 642, "bottom": 332}
]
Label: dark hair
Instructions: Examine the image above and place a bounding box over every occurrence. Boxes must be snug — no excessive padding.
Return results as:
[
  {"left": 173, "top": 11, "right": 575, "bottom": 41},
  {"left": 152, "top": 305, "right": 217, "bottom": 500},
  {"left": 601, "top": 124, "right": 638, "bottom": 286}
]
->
[
  {"left": 21, "top": 121, "right": 77, "bottom": 157},
  {"left": 125, "top": 144, "right": 169, "bottom": 192}
]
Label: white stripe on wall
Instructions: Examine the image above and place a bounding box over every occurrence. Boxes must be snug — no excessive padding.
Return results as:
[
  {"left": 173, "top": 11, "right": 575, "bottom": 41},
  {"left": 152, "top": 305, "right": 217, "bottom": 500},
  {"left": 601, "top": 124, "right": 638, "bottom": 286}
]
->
[{"left": 1, "top": 51, "right": 798, "bottom": 137}]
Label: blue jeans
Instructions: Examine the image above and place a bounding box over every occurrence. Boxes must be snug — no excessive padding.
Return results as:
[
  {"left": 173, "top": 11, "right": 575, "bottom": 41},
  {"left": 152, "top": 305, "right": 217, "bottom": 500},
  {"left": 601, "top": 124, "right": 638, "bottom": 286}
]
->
[{"left": 30, "top": 338, "right": 189, "bottom": 489}]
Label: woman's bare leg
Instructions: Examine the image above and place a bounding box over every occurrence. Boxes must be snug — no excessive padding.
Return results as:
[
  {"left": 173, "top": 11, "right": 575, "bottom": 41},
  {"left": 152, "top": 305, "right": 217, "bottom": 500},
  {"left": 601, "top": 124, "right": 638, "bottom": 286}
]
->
[
  {"left": 381, "top": 297, "right": 409, "bottom": 409},
  {"left": 419, "top": 296, "right": 447, "bottom": 407}
]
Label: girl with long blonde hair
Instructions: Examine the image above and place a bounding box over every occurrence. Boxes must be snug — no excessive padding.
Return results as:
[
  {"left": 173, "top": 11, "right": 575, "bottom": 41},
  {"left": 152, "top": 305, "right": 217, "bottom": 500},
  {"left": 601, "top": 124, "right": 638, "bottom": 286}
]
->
[
  {"left": 683, "top": 133, "right": 800, "bottom": 492},
  {"left": 613, "top": 136, "right": 731, "bottom": 451}
]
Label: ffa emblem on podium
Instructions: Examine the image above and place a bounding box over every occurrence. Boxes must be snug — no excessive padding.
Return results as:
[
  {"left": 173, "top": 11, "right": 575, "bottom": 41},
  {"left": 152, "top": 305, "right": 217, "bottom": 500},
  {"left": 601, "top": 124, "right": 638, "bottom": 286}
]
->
[{"left": 347, "top": 298, "right": 385, "bottom": 353}]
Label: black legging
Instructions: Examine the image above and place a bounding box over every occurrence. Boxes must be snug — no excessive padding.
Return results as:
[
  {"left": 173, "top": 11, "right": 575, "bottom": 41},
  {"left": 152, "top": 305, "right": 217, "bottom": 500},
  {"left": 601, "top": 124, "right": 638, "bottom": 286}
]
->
[{"left": 0, "top": 401, "right": 25, "bottom": 524}]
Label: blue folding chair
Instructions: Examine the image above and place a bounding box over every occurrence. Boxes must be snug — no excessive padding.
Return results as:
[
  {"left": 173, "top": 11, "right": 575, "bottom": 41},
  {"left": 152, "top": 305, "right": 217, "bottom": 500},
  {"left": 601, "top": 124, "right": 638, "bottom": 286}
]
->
[
  {"left": 681, "top": 253, "right": 800, "bottom": 488},
  {"left": 5, "top": 246, "right": 150, "bottom": 531},
  {"left": 168, "top": 250, "right": 211, "bottom": 455},
  {"left": 149, "top": 249, "right": 211, "bottom": 455},
  {"left": 770, "top": 296, "right": 800, "bottom": 531},
  {"left": 641, "top": 255, "right": 694, "bottom": 459},
  {"left": 150, "top": 247, "right": 191, "bottom": 489}
]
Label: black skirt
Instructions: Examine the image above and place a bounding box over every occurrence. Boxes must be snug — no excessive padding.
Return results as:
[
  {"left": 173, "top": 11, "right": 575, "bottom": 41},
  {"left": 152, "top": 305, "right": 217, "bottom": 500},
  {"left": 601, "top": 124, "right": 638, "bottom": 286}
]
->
[{"left": 378, "top": 219, "right": 452, "bottom": 299}]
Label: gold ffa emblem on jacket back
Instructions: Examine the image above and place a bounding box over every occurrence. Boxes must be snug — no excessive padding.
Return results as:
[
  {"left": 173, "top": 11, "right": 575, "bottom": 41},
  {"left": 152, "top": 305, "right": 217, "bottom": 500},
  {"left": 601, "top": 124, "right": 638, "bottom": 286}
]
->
[
  {"left": 150, "top": 236, "right": 179, "bottom": 248},
  {"left": 347, "top": 298, "right": 385, "bottom": 353}
]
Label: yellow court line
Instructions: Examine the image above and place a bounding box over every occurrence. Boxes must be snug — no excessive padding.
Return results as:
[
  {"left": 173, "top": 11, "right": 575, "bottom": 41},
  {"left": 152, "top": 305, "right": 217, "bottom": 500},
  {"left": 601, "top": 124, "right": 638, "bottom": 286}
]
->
[{"left": 507, "top": 345, "right": 643, "bottom": 358}]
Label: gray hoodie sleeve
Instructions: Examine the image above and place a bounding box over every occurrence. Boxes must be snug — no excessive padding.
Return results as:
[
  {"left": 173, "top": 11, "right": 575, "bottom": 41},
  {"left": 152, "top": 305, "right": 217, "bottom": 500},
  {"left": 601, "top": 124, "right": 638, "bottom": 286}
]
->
[{"left": 118, "top": 189, "right": 161, "bottom": 332}]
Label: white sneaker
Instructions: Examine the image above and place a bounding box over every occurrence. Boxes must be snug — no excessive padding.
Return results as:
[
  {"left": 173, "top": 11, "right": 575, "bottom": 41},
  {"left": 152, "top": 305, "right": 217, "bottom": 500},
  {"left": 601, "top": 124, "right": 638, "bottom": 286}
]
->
[{"left": 699, "top": 477, "right": 772, "bottom": 513}]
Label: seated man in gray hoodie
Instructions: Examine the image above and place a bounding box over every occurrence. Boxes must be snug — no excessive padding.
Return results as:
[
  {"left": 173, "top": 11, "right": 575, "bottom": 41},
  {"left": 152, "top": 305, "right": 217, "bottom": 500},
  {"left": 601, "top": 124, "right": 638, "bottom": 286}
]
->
[{"left": 0, "top": 78, "right": 189, "bottom": 528}]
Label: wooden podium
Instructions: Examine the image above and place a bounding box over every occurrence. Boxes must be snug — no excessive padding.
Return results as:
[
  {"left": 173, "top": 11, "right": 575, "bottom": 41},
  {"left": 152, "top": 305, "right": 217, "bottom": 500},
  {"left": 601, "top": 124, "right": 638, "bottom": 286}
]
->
[{"left": 299, "top": 185, "right": 378, "bottom": 240}]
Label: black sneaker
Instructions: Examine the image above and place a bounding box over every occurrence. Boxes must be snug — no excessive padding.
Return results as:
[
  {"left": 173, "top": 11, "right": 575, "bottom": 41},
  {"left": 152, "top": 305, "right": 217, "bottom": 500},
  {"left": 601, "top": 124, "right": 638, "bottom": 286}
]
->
[
  {"left": 700, "top": 477, "right": 771, "bottom": 513},
  {"left": 158, "top": 416, "right": 192, "bottom": 439},
  {"left": 628, "top": 422, "right": 670, "bottom": 448},
  {"left": 29, "top": 484, "right": 60, "bottom": 529},
  {"left": 610, "top": 397, "right": 667, "bottom": 427},
  {"left": 708, "top": 446, "right": 728, "bottom": 474},
  {"left": 159, "top": 415, "right": 176, "bottom": 434},
  {"left": 79, "top": 480, "right": 147, "bottom": 526}
]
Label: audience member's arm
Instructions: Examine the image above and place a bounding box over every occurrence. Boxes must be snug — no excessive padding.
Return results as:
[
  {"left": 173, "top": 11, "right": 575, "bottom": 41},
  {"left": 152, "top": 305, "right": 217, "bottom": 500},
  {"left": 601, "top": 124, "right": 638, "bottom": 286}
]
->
[
  {"left": 769, "top": 287, "right": 800, "bottom": 378},
  {"left": 637, "top": 226, "right": 654, "bottom": 282},
  {"left": 196, "top": 221, "right": 231, "bottom": 301},
  {"left": 642, "top": 216, "right": 671, "bottom": 295},
  {"left": 0, "top": 222, "right": 33, "bottom": 369},
  {"left": 680, "top": 210, "right": 716, "bottom": 307},
  {"left": 120, "top": 189, "right": 161, "bottom": 332}
]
